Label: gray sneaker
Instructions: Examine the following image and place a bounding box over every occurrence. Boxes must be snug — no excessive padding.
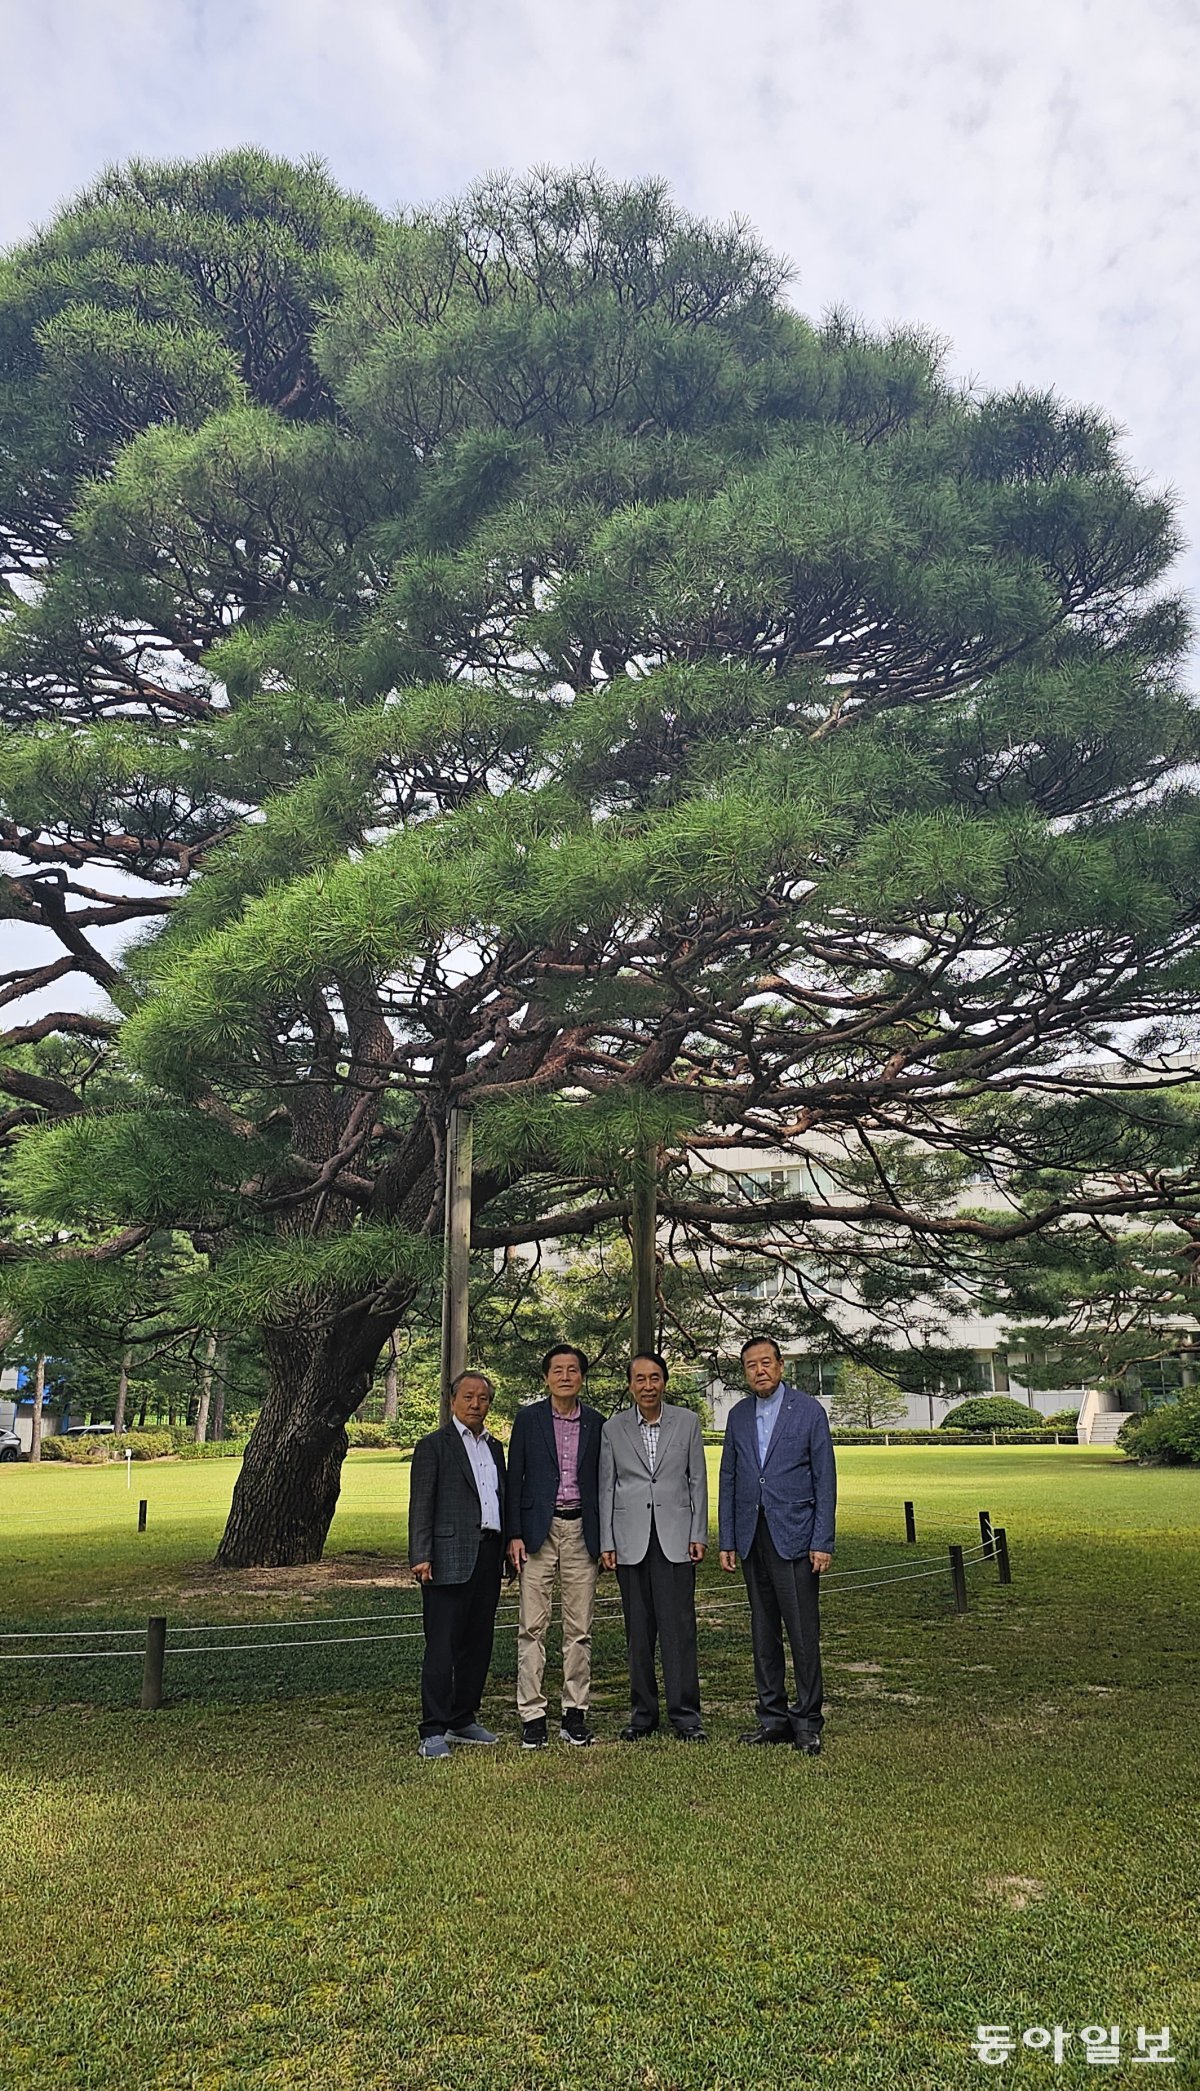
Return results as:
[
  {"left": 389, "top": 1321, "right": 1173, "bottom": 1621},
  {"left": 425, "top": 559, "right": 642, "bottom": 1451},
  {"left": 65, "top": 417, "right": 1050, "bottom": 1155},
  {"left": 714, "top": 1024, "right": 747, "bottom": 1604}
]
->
[
  {"left": 417, "top": 1734, "right": 453, "bottom": 1759},
  {"left": 446, "top": 1721, "right": 500, "bottom": 1746}
]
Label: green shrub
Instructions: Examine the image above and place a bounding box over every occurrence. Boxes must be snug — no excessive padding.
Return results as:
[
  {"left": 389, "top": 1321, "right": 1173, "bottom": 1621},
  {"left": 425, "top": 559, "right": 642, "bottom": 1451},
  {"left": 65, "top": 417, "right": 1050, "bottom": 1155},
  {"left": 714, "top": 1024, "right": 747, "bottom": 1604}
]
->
[
  {"left": 41, "top": 1434, "right": 111, "bottom": 1463},
  {"left": 346, "top": 1420, "right": 402, "bottom": 1449},
  {"left": 110, "top": 1430, "right": 175, "bottom": 1460},
  {"left": 1119, "top": 1395, "right": 1200, "bottom": 1465},
  {"left": 939, "top": 1395, "right": 1042, "bottom": 1433},
  {"left": 174, "top": 1437, "right": 248, "bottom": 1459},
  {"left": 1043, "top": 1406, "right": 1081, "bottom": 1429}
]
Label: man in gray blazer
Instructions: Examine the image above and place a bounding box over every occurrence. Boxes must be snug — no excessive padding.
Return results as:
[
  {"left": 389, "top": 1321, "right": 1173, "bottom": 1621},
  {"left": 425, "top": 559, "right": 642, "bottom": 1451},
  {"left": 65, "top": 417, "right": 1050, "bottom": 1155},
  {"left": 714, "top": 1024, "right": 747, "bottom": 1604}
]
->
[{"left": 599, "top": 1352, "right": 709, "bottom": 1741}]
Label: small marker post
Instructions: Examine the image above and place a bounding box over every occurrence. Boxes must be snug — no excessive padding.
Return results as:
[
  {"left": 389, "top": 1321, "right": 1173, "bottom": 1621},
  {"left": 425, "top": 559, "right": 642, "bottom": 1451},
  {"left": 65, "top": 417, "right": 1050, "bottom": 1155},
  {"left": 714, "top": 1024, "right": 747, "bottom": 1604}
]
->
[
  {"left": 995, "top": 1527, "right": 1012, "bottom": 1584},
  {"left": 949, "top": 1544, "right": 968, "bottom": 1614},
  {"left": 904, "top": 1500, "right": 916, "bottom": 1545},
  {"left": 137, "top": 1498, "right": 147, "bottom": 1533},
  {"left": 979, "top": 1509, "right": 994, "bottom": 1560},
  {"left": 125, "top": 1449, "right": 132, "bottom": 1490}
]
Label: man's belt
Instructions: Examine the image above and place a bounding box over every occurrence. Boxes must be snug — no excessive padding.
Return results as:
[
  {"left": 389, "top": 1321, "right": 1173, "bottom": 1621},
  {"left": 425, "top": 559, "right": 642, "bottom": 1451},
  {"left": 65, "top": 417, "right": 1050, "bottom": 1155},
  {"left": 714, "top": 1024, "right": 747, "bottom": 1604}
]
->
[{"left": 554, "top": 1506, "right": 583, "bottom": 1520}]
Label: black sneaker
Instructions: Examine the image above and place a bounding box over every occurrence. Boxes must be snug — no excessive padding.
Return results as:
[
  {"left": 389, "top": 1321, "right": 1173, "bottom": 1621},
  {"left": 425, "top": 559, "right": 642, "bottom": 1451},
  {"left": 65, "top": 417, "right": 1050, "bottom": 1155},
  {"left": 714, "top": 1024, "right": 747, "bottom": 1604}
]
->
[
  {"left": 521, "top": 1717, "right": 548, "bottom": 1750},
  {"left": 560, "top": 1708, "right": 593, "bottom": 1746}
]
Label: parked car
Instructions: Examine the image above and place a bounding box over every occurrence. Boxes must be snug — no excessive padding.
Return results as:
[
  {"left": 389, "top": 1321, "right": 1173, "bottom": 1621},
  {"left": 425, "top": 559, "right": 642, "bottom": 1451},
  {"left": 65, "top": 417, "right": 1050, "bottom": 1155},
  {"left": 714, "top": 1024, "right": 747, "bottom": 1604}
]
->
[
  {"left": 0, "top": 1425, "right": 20, "bottom": 1462},
  {"left": 62, "top": 1422, "right": 114, "bottom": 1437}
]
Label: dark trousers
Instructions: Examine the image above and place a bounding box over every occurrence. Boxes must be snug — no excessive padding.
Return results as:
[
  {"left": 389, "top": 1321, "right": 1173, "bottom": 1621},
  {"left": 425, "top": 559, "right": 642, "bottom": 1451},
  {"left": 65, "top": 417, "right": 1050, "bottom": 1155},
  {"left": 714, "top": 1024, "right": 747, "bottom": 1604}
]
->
[
  {"left": 742, "top": 1515, "right": 824, "bottom": 1738},
  {"left": 616, "top": 1524, "right": 703, "bottom": 1735},
  {"left": 419, "top": 1532, "right": 503, "bottom": 1737}
]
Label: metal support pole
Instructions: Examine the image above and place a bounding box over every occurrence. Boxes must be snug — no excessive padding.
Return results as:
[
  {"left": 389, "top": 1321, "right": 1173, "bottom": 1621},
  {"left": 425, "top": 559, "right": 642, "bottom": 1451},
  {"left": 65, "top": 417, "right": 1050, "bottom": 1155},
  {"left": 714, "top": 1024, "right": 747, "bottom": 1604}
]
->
[
  {"left": 979, "top": 1509, "right": 994, "bottom": 1560},
  {"left": 440, "top": 1107, "right": 474, "bottom": 1427},
  {"left": 630, "top": 1138, "right": 658, "bottom": 1359},
  {"left": 140, "top": 1616, "right": 166, "bottom": 1710},
  {"left": 949, "top": 1544, "right": 968, "bottom": 1614},
  {"left": 904, "top": 1500, "right": 916, "bottom": 1545},
  {"left": 995, "top": 1527, "right": 1012, "bottom": 1584}
]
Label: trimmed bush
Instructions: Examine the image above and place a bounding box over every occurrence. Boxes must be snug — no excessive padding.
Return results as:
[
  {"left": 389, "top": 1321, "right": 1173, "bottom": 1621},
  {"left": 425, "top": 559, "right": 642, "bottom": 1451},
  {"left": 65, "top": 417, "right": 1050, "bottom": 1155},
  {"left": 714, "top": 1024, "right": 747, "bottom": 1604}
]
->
[
  {"left": 939, "top": 1396, "right": 1043, "bottom": 1433},
  {"left": 1119, "top": 1395, "right": 1200, "bottom": 1465},
  {"left": 40, "top": 1435, "right": 110, "bottom": 1463},
  {"left": 110, "top": 1430, "right": 175, "bottom": 1460},
  {"left": 1043, "top": 1406, "right": 1081, "bottom": 1429},
  {"left": 346, "top": 1421, "right": 402, "bottom": 1450}
]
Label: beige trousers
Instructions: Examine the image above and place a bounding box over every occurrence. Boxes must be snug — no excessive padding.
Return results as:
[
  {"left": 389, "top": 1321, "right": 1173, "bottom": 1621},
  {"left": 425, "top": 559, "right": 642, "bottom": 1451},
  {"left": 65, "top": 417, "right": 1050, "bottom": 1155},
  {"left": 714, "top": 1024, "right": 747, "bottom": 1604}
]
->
[{"left": 516, "top": 1515, "right": 600, "bottom": 1720}]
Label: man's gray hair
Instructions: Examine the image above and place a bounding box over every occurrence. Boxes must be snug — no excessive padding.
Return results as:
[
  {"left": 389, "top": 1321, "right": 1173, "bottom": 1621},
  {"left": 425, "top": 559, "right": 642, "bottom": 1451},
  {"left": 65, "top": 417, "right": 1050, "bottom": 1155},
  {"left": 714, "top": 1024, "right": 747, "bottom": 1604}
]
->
[{"left": 450, "top": 1368, "right": 494, "bottom": 1396}]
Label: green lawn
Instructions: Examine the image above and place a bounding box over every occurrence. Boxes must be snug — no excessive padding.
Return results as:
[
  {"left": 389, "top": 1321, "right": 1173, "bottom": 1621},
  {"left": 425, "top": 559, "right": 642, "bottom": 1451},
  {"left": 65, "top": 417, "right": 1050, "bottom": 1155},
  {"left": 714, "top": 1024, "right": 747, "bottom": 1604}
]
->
[{"left": 2, "top": 1447, "right": 1197, "bottom": 2089}]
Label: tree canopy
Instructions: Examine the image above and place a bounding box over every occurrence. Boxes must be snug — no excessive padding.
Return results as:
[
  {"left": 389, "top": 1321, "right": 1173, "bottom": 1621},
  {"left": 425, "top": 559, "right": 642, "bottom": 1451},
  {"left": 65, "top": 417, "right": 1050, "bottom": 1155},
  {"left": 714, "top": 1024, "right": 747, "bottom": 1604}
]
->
[{"left": 3, "top": 152, "right": 1200, "bottom": 1562}]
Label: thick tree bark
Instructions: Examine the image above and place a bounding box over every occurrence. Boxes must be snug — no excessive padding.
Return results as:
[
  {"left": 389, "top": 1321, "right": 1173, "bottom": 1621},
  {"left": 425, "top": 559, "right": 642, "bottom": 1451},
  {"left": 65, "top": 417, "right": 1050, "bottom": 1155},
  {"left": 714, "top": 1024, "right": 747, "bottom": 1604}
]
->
[{"left": 215, "top": 1324, "right": 379, "bottom": 1566}]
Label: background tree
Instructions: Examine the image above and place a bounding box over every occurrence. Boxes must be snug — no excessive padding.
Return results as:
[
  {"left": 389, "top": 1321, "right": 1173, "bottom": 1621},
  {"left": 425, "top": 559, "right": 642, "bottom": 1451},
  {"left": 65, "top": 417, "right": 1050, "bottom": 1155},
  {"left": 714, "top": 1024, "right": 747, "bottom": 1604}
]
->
[
  {"left": 4, "top": 156, "right": 1200, "bottom": 1564},
  {"left": 827, "top": 1360, "right": 909, "bottom": 1431}
]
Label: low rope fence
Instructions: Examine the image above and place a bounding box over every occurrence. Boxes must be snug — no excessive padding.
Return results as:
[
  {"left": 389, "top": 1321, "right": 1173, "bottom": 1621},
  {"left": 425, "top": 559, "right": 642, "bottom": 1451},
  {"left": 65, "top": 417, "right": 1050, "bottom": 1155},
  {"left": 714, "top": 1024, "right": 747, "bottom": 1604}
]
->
[{"left": 0, "top": 1504, "right": 1013, "bottom": 1708}]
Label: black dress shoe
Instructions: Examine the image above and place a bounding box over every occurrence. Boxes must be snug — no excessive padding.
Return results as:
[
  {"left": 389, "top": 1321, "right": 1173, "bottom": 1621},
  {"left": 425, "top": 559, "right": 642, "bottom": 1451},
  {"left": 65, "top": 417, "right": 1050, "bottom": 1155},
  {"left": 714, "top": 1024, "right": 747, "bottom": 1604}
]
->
[
  {"left": 792, "top": 1735, "right": 822, "bottom": 1756},
  {"left": 673, "top": 1727, "right": 708, "bottom": 1741},
  {"left": 738, "top": 1728, "right": 791, "bottom": 1745},
  {"left": 619, "top": 1724, "right": 656, "bottom": 1742}
]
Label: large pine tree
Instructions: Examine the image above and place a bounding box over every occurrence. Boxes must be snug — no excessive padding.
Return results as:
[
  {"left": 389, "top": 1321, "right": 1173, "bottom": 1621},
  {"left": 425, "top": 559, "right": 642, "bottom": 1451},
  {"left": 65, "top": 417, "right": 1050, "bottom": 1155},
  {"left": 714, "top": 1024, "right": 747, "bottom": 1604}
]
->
[{"left": 4, "top": 153, "right": 1200, "bottom": 1563}]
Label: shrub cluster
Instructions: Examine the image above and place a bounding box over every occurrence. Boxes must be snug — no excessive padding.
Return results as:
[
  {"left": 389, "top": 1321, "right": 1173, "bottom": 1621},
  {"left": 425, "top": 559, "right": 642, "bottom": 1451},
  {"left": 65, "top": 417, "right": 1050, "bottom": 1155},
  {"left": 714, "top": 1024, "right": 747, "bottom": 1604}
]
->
[
  {"left": 40, "top": 1434, "right": 111, "bottom": 1463},
  {"left": 939, "top": 1396, "right": 1044, "bottom": 1432},
  {"left": 1119, "top": 1395, "right": 1200, "bottom": 1465}
]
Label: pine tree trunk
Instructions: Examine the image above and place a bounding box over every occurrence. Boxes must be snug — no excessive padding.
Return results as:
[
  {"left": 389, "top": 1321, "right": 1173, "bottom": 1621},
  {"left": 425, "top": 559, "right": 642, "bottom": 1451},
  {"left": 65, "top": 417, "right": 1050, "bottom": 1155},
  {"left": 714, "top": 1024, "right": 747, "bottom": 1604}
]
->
[
  {"left": 194, "top": 1330, "right": 217, "bottom": 1443},
  {"left": 215, "top": 1327, "right": 374, "bottom": 1567},
  {"left": 383, "top": 1333, "right": 401, "bottom": 1423},
  {"left": 210, "top": 1343, "right": 227, "bottom": 1442},
  {"left": 28, "top": 1356, "right": 46, "bottom": 1463},
  {"left": 113, "top": 1346, "right": 132, "bottom": 1435}
]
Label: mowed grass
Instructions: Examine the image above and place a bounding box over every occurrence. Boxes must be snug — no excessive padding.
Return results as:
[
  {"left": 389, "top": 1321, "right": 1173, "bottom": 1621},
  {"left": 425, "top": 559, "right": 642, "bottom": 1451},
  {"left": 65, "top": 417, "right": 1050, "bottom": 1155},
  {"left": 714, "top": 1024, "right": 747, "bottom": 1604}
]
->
[{"left": 1, "top": 1447, "right": 1198, "bottom": 2090}]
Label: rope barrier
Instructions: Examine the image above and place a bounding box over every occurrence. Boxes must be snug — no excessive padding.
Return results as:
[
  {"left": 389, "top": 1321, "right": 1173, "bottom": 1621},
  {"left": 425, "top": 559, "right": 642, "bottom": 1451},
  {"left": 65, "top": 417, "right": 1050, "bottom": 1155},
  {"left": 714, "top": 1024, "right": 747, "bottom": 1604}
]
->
[{"left": 0, "top": 1531, "right": 1007, "bottom": 1667}]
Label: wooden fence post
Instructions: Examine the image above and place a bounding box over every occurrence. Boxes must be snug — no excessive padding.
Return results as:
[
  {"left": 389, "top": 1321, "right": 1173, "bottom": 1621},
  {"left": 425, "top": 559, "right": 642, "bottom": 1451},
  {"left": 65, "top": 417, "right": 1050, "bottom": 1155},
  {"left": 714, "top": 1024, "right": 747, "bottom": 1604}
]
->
[
  {"left": 140, "top": 1616, "right": 166, "bottom": 1710},
  {"left": 904, "top": 1500, "right": 916, "bottom": 1545},
  {"left": 949, "top": 1544, "right": 968, "bottom": 1614}
]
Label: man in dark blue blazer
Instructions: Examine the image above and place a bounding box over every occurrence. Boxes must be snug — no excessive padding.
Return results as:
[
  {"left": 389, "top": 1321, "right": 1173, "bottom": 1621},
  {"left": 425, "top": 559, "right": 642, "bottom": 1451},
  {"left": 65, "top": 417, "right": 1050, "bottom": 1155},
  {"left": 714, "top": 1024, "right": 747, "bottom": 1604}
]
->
[
  {"left": 719, "top": 1334, "right": 837, "bottom": 1754},
  {"left": 505, "top": 1344, "right": 603, "bottom": 1749}
]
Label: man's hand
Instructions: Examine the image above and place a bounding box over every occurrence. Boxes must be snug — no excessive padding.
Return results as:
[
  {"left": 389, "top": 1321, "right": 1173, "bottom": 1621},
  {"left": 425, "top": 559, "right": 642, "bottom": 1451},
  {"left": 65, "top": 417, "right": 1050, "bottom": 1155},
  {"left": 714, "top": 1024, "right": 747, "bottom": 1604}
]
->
[
  {"left": 688, "top": 1541, "right": 707, "bottom": 1563},
  {"left": 600, "top": 1549, "right": 617, "bottom": 1571},
  {"left": 809, "top": 1550, "right": 832, "bottom": 1574},
  {"left": 507, "top": 1538, "right": 527, "bottom": 1574},
  {"left": 719, "top": 1549, "right": 738, "bottom": 1573},
  {"left": 411, "top": 1561, "right": 433, "bottom": 1585}
]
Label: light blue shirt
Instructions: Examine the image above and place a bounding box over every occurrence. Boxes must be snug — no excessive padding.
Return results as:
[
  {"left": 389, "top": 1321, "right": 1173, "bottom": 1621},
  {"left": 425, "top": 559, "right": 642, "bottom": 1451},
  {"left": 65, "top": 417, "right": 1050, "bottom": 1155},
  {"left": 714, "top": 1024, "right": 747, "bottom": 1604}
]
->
[{"left": 755, "top": 1385, "right": 785, "bottom": 1467}]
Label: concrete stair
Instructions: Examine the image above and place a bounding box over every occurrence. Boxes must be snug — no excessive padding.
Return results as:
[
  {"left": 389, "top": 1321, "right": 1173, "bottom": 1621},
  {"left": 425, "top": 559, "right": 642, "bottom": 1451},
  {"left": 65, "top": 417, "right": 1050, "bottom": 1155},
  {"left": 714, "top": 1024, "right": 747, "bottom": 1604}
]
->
[{"left": 1087, "top": 1409, "right": 1135, "bottom": 1444}]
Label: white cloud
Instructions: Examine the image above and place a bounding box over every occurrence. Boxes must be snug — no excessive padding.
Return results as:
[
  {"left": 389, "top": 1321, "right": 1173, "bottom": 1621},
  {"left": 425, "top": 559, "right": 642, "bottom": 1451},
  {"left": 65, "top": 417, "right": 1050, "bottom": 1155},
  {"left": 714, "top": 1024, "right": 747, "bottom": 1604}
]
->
[{"left": 2, "top": 0, "right": 1197, "bottom": 620}]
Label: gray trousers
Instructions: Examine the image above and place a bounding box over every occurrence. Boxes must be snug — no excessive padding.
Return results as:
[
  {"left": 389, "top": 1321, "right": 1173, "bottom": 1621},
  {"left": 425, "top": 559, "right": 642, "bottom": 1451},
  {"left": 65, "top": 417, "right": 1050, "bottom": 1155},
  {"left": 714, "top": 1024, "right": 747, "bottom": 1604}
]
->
[
  {"left": 616, "top": 1524, "right": 703, "bottom": 1735},
  {"left": 742, "top": 1515, "right": 824, "bottom": 1738}
]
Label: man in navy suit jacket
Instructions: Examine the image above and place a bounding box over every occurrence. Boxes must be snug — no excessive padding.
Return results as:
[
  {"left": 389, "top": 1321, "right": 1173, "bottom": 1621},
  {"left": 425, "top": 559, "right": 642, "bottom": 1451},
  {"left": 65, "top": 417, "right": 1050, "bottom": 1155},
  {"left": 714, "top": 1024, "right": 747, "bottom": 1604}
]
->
[
  {"left": 505, "top": 1344, "right": 603, "bottom": 1749},
  {"left": 719, "top": 1334, "right": 837, "bottom": 1754}
]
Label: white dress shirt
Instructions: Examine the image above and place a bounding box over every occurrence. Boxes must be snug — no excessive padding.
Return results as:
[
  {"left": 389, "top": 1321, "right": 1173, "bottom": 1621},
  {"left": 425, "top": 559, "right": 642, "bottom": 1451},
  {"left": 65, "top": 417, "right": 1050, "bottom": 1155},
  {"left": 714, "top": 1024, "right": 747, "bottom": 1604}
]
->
[{"left": 453, "top": 1416, "right": 501, "bottom": 1531}]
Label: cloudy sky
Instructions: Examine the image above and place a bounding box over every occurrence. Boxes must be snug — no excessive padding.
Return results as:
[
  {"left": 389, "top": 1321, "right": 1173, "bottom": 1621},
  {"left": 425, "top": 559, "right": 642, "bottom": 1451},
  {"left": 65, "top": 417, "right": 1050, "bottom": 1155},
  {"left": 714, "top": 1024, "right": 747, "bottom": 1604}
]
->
[{"left": 5, "top": 0, "right": 1199, "bottom": 614}]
